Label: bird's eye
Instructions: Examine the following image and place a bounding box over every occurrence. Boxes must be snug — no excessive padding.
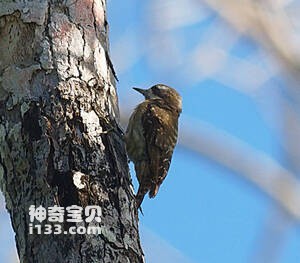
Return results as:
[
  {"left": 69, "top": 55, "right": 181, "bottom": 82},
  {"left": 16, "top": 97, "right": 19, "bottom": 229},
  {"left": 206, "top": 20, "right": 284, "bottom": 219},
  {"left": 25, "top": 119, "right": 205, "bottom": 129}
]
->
[{"left": 152, "top": 86, "right": 160, "bottom": 95}]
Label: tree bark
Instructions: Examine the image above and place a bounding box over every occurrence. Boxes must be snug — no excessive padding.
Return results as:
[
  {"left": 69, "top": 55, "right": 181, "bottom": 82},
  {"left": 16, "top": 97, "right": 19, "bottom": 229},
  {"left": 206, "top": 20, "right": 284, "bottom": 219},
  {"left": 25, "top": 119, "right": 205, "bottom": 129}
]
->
[{"left": 0, "top": 1, "right": 144, "bottom": 262}]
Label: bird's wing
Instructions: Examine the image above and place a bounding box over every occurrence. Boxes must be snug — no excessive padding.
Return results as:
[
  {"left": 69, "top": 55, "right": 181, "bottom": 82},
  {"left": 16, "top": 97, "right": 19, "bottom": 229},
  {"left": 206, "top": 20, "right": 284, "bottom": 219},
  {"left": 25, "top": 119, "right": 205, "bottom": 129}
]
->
[{"left": 142, "top": 103, "right": 178, "bottom": 197}]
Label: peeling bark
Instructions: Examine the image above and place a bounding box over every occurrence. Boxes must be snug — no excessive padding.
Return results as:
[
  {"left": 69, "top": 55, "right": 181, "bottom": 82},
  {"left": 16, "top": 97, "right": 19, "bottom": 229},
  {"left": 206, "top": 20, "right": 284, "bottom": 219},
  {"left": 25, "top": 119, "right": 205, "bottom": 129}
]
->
[{"left": 0, "top": 1, "right": 144, "bottom": 262}]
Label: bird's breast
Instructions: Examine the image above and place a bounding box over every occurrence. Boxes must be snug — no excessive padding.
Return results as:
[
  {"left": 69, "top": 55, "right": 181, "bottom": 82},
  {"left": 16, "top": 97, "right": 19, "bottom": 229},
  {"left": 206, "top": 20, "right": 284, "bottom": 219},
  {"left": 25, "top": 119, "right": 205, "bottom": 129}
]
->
[{"left": 125, "top": 105, "right": 147, "bottom": 162}]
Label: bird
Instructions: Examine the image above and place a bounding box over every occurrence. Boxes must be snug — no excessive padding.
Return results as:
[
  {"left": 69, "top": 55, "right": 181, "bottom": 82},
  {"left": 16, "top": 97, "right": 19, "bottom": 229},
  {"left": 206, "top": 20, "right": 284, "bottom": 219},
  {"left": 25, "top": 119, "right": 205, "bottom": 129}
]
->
[{"left": 125, "top": 84, "right": 182, "bottom": 209}]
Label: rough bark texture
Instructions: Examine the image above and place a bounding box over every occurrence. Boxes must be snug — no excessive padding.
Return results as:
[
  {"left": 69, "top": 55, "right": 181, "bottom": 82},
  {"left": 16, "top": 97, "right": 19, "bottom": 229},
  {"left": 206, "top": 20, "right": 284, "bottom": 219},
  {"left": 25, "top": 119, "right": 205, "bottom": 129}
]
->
[{"left": 0, "top": 1, "right": 144, "bottom": 262}]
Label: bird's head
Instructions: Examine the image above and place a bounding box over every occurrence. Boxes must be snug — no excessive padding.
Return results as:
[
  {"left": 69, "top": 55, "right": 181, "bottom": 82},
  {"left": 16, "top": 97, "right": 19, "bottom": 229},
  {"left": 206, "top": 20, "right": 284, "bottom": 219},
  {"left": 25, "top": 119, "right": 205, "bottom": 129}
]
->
[{"left": 133, "top": 84, "right": 182, "bottom": 113}]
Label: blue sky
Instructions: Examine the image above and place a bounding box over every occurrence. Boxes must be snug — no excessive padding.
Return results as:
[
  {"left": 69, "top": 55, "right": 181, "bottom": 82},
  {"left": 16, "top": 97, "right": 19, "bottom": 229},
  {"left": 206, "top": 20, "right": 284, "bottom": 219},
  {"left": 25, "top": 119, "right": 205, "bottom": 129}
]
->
[
  {"left": 1, "top": 1, "right": 300, "bottom": 262},
  {"left": 107, "top": 1, "right": 300, "bottom": 263}
]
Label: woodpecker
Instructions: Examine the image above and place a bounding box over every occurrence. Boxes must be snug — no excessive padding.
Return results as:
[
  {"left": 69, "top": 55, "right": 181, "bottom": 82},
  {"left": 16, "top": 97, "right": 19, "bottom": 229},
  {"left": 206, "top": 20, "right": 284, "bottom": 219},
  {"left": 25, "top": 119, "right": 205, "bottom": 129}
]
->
[{"left": 125, "top": 84, "right": 182, "bottom": 209}]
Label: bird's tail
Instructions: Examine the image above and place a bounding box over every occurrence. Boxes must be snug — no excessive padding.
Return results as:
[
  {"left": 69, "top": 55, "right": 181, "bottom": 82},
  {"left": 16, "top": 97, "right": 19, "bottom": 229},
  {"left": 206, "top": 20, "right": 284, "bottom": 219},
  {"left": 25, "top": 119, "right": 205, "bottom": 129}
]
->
[
  {"left": 149, "top": 184, "right": 159, "bottom": 198},
  {"left": 135, "top": 185, "right": 148, "bottom": 209}
]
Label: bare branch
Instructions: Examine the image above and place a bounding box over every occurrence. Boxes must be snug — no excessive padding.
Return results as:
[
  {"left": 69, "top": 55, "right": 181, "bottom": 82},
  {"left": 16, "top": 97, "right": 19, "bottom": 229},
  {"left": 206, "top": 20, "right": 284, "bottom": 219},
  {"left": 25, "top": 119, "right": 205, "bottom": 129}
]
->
[{"left": 200, "top": 0, "right": 300, "bottom": 75}]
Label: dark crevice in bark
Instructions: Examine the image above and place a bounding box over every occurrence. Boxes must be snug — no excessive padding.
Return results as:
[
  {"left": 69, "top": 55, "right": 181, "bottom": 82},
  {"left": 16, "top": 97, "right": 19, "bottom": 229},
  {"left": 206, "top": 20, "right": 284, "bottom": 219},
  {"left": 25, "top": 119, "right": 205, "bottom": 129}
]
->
[{"left": 23, "top": 103, "right": 43, "bottom": 141}]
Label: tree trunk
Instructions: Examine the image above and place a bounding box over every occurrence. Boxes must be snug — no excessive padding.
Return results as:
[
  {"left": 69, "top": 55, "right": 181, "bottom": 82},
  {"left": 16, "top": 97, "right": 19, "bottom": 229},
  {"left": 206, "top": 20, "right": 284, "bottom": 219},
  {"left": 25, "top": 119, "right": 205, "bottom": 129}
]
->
[{"left": 0, "top": 1, "right": 144, "bottom": 262}]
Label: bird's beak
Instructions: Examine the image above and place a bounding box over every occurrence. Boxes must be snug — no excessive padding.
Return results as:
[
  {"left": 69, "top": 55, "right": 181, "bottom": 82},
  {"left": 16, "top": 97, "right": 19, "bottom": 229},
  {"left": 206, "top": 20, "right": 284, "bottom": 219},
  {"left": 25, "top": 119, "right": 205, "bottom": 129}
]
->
[{"left": 133, "top": 87, "right": 148, "bottom": 97}]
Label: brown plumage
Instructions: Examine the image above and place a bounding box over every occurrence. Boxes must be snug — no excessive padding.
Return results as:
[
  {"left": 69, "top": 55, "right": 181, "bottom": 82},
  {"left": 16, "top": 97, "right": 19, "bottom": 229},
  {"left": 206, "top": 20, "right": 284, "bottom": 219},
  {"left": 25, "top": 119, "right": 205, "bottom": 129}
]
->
[{"left": 125, "top": 84, "right": 182, "bottom": 209}]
